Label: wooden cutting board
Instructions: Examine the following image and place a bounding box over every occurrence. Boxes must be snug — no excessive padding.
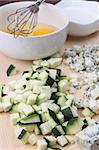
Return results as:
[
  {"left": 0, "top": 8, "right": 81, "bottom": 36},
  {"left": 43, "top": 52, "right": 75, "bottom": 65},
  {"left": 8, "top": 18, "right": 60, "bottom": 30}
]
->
[{"left": 0, "top": 31, "right": 99, "bottom": 150}]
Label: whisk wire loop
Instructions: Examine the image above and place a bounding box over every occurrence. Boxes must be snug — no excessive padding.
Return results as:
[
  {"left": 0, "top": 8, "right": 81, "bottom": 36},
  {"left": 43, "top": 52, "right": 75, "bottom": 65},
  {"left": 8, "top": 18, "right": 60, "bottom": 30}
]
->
[{"left": 7, "top": 0, "right": 45, "bottom": 37}]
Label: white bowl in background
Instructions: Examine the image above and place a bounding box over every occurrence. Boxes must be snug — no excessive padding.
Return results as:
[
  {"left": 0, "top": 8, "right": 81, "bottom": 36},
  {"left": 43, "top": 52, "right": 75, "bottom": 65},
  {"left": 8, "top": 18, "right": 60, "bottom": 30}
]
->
[
  {"left": 0, "top": 2, "right": 69, "bottom": 60},
  {"left": 57, "top": 1, "right": 99, "bottom": 36}
]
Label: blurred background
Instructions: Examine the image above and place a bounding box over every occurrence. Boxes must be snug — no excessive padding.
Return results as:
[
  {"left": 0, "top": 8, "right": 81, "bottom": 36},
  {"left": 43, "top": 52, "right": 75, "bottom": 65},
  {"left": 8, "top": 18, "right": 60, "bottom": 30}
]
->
[{"left": 0, "top": 0, "right": 99, "bottom": 6}]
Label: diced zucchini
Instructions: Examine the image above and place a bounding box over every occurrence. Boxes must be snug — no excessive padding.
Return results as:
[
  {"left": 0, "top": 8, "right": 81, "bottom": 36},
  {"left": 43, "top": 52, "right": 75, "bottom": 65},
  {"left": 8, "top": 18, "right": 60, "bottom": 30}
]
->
[
  {"left": 82, "top": 108, "right": 94, "bottom": 117},
  {"left": 23, "top": 91, "right": 32, "bottom": 103},
  {"left": 22, "top": 71, "right": 30, "bottom": 75},
  {"left": 37, "top": 139, "right": 47, "bottom": 150},
  {"left": 65, "top": 99, "right": 74, "bottom": 107},
  {"left": 33, "top": 60, "right": 43, "bottom": 66},
  {"left": 10, "top": 113, "right": 20, "bottom": 125},
  {"left": 32, "top": 65, "right": 41, "bottom": 71},
  {"left": 30, "top": 80, "right": 44, "bottom": 89},
  {"left": 40, "top": 112, "right": 47, "bottom": 122},
  {"left": 41, "top": 86, "right": 52, "bottom": 99},
  {"left": 48, "top": 58, "right": 62, "bottom": 68},
  {"left": 20, "top": 114, "right": 26, "bottom": 119},
  {"left": 48, "top": 119, "right": 57, "bottom": 129},
  {"left": 52, "top": 125, "right": 65, "bottom": 138},
  {"left": 50, "top": 92, "right": 59, "bottom": 102},
  {"left": 44, "top": 135, "right": 56, "bottom": 146},
  {"left": 71, "top": 105, "right": 78, "bottom": 117},
  {"left": 3, "top": 85, "right": 10, "bottom": 95},
  {"left": 57, "top": 96, "right": 66, "bottom": 107},
  {"left": 25, "top": 124, "right": 35, "bottom": 132},
  {"left": 58, "top": 80, "right": 69, "bottom": 93},
  {"left": 62, "top": 121, "right": 68, "bottom": 132},
  {"left": 56, "top": 92, "right": 66, "bottom": 97},
  {"left": 34, "top": 124, "right": 41, "bottom": 135},
  {"left": 52, "top": 127, "right": 62, "bottom": 138},
  {"left": 52, "top": 104, "right": 60, "bottom": 113},
  {"left": 48, "top": 69, "right": 57, "bottom": 80},
  {"left": 40, "top": 103, "right": 54, "bottom": 113},
  {"left": 17, "top": 128, "right": 30, "bottom": 144},
  {"left": 28, "top": 133, "right": 37, "bottom": 145},
  {"left": 40, "top": 121, "right": 52, "bottom": 135},
  {"left": 22, "top": 72, "right": 32, "bottom": 80},
  {"left": 32, "top": 72, "right": 39, "bottom": 79},
  {"left": 57, "top": 135, "right": 68, "bottom": 147},
  {"left": 65, "top": 135, "right": 75, "bottom": 144},
  {"left": 56, "top": 69, "right": 61, "bottom": 77},
  {"left": 6, "top": 64, "right": 16, "bottom": 76},
  {"left": 61, "top": 107, "right": 73, "bottom": 121},
  {"left": 57, "top": 113, "right": 64, "bottom": 124},
  {"left": 11, "top": 104, "right": 20, "bottom": 113},
  {"left": 27, "top": 94, "right": 37, "bottom": 105},
  {"left": 18, "top": 103, "right": 34, "bottom": 116},
  {"left": 41, "top": 60, "right": 49, "bottom": 67},
  {"left": 48, "top": 109, "right": 60, "bottom": 125},
  {"left": 8, "top": 80, "right": 17, "bottom": 90},
  {"left": 56, "top": 125, "right": 65, "bottom": 135},
  {"left": 42, "top": 56, "right": 51, "bottom": 61},
  {"left": 66, "top": 117, "right": 84, "bottom": 135},
  {"left": 39, "top": 71, "right": 48, "bottom": 82},
  {"left": 18, "top": 124, "right": 35, "bottom": 132},
  {"left": 46, "top": 76, "right": 55, "bottom": 87},
  {"left": 33, "top": 85, "right": 42, "bottom": 94},
  {"left": 14, "top": 94, "right": 24, "bottom": 104},
  {"left": 51, "top": 88, "right": 57, "bottom": 93},
  {"left": 14, "top": 78, "right": 28, "bottom": 90},
  {"left": 2, "top": 101, "right": 12, "bottom": 112},
  {"left": 38, "top": 93, "right": 49, "bottom": 104},
  {"left": 19, "top": 114, "right": 41, "bottom": 125},
  {"left": 32, "top": 105, "right": 41, "bottom": 112}
]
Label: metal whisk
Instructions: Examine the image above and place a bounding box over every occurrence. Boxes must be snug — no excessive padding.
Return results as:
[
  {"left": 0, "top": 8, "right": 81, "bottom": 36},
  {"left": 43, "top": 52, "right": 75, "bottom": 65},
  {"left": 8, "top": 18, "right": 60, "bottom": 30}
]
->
[{"left": 7, "top": 0, "right": 45, "bottom": 36}]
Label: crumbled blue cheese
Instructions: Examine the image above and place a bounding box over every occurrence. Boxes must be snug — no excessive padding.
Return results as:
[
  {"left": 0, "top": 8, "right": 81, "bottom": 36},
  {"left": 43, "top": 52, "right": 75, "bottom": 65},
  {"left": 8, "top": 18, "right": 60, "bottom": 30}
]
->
[
  {"left": 76, "top": 121, "right": 99, "bottom": 150},
  {"left": 64, "top": 44, "right": 99, "bottom": 78},
  {"left": 64, "top": 44, "right": 99, "bottom": 111}
]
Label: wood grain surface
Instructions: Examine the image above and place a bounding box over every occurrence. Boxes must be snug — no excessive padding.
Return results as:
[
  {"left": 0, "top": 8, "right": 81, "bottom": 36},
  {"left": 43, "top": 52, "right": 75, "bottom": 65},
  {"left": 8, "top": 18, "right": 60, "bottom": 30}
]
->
[{"left": 0, "top": 31, "right": 99, "bottom": 150}]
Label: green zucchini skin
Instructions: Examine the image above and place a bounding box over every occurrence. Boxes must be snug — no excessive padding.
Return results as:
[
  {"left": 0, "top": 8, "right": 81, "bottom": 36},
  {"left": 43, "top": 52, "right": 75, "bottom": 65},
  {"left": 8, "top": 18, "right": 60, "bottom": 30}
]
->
[
  {"left": 22, "top": 71, "right": 30, "bottom": 75},
  {"left": 56, "top": 69, "right": 61, "bottom": 77},
  {"left": 61, "top": 107, "right": 73, "bottom": 121},
  {"left": 18, "top": 114, "right": 41, "bottom": 125},
  {"left": 46, "top": 76, "right": 55, "bottom": 87},
  {"left": 50, "top": 92, "right": 59, "bottom": 102},
  {"left": 18, "top": 129, "right": 27, "bottom": 139},
  {"left": 52, "top": 127, "right": 61, "bottom": 138},
  {"left": 48, "top": 109, "right": 60, "bottom": 125},
  {"left": 7, "top": 64, "right": 16, "bottom": 76}
]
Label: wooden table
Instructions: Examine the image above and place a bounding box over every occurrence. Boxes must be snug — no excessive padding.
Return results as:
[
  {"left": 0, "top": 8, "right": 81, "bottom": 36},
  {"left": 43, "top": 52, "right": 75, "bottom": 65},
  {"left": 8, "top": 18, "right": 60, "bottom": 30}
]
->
[{"left": 0, "top": 31, "right": 99, "bottom": 150}]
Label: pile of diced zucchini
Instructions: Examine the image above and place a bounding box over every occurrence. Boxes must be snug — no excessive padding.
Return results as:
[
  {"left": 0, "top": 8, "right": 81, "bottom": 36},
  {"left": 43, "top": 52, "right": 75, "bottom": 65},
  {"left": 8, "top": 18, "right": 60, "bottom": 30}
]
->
[{"left": 0, "top": 57, "right": 95, "bottom": 150}]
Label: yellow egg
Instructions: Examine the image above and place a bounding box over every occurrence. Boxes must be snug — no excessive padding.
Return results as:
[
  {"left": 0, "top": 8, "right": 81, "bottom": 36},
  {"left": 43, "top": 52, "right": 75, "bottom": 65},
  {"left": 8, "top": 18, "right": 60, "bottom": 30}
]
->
[{"left": 2, "top": 22, "right": 57, "bottom": 36}]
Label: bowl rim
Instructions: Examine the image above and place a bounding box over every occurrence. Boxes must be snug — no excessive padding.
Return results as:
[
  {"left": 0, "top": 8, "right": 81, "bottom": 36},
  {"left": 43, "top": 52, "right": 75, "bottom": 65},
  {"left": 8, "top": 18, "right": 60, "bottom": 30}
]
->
[{"left": 0, "top": 1, "right": 69, "bottom": 38}]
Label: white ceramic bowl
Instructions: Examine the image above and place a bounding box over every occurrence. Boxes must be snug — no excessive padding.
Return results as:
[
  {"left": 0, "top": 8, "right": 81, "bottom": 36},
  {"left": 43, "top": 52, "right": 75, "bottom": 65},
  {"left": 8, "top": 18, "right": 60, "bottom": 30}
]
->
[
  {"left": 57, "top": 1, "right": 99, "bottom": 36},
  {"left": 0, "top": 2, "right": 69, "bottom": 60}
]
